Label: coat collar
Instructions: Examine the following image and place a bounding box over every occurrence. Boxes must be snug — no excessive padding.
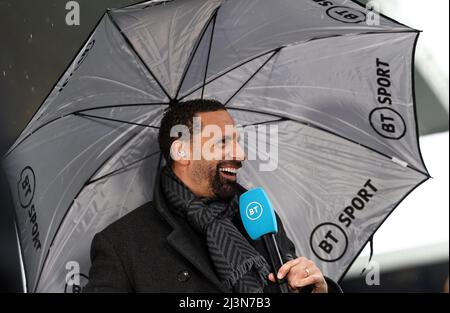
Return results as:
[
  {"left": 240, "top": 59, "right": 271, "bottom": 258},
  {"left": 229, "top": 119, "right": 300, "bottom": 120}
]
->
[{"left": 152, "top": 170, "right": 229, "bottom": 292}]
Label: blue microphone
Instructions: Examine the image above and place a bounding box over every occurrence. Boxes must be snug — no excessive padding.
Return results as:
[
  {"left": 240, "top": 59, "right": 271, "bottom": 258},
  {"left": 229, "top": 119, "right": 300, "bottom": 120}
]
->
[{"left": 239, "top": 187, "right": 290, "bottom": 293}]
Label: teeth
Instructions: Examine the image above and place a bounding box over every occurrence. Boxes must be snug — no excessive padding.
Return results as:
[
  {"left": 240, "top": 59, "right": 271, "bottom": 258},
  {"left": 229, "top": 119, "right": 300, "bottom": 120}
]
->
[{"left": 220, "top": 167, "right": 238, "bottom": 174}]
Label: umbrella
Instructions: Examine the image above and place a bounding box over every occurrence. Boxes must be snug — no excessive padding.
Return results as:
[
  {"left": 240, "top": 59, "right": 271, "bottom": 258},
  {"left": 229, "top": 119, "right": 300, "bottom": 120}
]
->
[{"left": 2, "top": 0, "right": 429, "bottom": 292}]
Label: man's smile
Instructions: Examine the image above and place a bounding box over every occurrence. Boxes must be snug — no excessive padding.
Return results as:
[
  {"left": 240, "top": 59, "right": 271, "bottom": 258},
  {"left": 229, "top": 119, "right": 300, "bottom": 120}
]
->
[{"left": 218, "top": 162, "right": 242, "bottom": 181}]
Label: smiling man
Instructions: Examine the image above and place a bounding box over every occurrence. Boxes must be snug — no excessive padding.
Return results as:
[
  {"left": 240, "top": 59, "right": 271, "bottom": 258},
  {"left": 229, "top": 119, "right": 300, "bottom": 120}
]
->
[{"left": 84, "top": 99, "right": 341, "bottom": 293}]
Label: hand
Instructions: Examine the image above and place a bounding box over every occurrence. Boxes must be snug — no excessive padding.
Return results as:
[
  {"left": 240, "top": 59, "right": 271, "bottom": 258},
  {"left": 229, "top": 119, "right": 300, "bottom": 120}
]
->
[{"left": 268, "top": 257, "right": 328, "bottom": 293}]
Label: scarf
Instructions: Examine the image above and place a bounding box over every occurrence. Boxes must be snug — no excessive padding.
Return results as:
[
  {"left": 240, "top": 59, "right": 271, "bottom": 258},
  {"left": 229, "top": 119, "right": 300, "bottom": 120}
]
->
[{"left": 160, "top": 166, "right": 270, "bottom": 293}]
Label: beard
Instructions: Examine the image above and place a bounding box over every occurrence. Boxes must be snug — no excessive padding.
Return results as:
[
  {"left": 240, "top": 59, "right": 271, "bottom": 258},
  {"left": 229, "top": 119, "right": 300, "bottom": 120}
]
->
[
  {"left": 192, "top": 160, "right": 241, "bottom": 201},
  {"left": 211, "top": 165, "right": 238, "bottom": 200}
]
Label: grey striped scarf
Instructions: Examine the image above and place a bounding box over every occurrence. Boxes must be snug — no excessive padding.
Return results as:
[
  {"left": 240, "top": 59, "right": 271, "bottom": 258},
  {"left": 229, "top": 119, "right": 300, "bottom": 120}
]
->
[{"left": 160, "top": 166, "right": 270, "bottom": 293}]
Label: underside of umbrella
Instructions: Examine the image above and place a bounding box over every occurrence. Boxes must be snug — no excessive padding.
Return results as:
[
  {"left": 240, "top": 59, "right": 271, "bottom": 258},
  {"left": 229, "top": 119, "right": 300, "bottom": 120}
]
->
[{"left": 2, "top": 0, "right": 429, "bottom": 292}]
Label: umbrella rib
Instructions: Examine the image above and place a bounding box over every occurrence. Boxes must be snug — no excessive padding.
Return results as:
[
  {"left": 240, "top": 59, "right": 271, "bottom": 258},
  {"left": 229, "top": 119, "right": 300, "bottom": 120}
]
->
[
  {"left": 74, "top": 112, "right": 160, "bottom": 129},
  {"left": 240, "top": 118, "right": 287, "bottom": 128},
  {"left": 174, "top": 8, "right": 219, "bottom": 100},
  {"left": 87, "top": 150, "right": 161, "bottom": 185},
  {"left": 409, "top": 32, "right": 430, "bottom": 177},
  {"left": 106, "top": 11, "right": 173, "bottom": 102},
  {"left": 2, "top": 103, "right": 167, "bottom": 161},
  {"left": 226, "top": 106, "right": 430, "bottom": 177},
  {"left": 12, "top": 210, "right": 28, "bottom": 292},
  {"left": 178, "top": 48, "right": 280, "bottom": 102},
  {"left": 74, "top": 102, "right": 169, "bottom": 112},
  {"left": 115, "top": 0, "right": 166, "bottom": 10},
  {"left": 201, "top": 13, "right": 217, "bottom": 99},
  {"left": 223, "top": 48, "right": 280, "bottom": 106}
]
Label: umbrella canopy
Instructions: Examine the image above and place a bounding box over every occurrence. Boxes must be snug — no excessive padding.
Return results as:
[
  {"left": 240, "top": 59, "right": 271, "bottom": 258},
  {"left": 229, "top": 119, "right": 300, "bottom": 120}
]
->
[{"left": 2, "top": 0, "right": 429, "bottom": 292}]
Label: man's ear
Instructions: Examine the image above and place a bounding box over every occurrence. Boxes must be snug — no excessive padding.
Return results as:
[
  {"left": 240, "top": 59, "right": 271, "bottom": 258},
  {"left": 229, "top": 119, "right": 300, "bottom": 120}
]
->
[{"left": 170, "top": 140, "right": 190, "bottom": 165}]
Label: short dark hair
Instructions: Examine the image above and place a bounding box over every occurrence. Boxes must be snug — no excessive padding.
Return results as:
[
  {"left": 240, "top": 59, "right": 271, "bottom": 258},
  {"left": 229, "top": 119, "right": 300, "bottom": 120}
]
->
[{"left": 158, "top": 99, "right": 226, "bottom": 164}]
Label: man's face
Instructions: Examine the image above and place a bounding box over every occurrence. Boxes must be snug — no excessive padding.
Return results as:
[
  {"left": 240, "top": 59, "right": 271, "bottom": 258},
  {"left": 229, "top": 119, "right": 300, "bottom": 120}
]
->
[{"left": 188, "top": 110, "right": 246, "bottom": 200}]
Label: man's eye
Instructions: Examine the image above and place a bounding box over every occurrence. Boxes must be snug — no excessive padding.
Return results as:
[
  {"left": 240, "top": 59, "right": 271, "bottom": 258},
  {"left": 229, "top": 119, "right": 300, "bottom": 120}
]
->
[{"left": 216, "top": 138, "right": 232, "bottom": 146}]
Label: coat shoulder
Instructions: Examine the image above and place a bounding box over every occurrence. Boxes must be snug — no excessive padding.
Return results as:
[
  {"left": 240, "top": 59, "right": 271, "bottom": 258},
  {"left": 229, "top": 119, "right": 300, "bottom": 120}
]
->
[{"left": 98, "top": 202, "right": 171, "bottom": 247}]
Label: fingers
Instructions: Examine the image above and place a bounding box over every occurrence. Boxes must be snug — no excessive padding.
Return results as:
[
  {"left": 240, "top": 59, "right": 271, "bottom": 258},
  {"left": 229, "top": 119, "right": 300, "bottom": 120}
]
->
[
  {"left": 277, "top": 257, "right": 306, "bottom": 279},
  {"left": 283, "top": 258, "right": 315, "bottom": 286},
  {"left": 289, "top": 274, "right": 323, "bottom": 290},
  {"left": 282, "top": 257, "right": 328, "bottom": 293},
  {"left": 271, "top": 257, "right": 328, "bottom": 293},
  {"left": 289, "top": 259, "right": 315, "bottom": 279},
  {"left": 286, "top": 261, "right": 317, "bottom": 289},
  {"left": 268, "top": 273, "right": 276, "bottom": 283}
]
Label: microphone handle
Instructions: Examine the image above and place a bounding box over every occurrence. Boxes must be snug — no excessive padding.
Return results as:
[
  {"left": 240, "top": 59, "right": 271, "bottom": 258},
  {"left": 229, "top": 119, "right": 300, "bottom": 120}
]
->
[{"left": 263, "top": 233, "right": 290, "bottom": 293}]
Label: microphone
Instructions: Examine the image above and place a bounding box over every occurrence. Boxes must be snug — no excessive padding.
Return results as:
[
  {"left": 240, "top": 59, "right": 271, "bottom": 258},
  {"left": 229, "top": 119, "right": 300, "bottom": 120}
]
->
[{"left": 239, "top": 187, "right": 290, "bottom": 293}]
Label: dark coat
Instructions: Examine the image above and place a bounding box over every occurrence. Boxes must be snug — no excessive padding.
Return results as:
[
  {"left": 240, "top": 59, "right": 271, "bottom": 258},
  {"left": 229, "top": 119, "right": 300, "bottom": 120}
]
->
[{"left": 84, "top": 174, "right": 342, "bottom": 293}]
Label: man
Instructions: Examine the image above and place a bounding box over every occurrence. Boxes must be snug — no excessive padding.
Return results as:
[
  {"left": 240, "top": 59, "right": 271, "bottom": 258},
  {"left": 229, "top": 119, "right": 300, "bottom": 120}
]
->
[{"left": 84, "top": 99, "right": 342, "bottom": 293}]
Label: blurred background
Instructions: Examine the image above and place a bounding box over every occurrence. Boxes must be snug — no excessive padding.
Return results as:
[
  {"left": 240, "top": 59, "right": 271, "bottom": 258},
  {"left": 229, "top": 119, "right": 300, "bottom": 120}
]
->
[{"left": 0, "top": 0, "right": 448, "bottom": 292}]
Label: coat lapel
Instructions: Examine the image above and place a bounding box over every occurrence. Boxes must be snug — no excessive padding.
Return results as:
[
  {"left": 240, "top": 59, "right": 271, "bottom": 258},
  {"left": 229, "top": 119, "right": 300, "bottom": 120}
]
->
[{"left": 153, "top": 172, "right": 229, "bottom": 292}]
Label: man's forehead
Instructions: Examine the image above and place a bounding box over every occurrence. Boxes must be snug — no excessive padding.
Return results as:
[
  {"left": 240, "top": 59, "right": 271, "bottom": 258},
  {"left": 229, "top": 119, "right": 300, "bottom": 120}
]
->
[{"left": 196, "top": 110, "right": 236, "bottom": 130}]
